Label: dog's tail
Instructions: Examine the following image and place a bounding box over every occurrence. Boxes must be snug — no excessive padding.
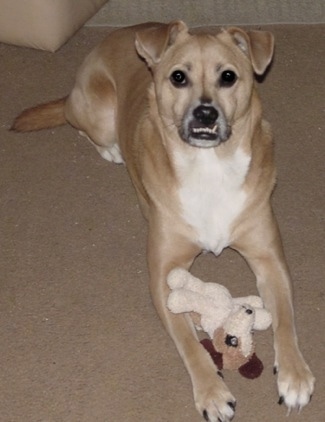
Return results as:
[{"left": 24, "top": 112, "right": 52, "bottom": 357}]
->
[{"left": 11, "top": 97, "right": 68, "bottom": 132}]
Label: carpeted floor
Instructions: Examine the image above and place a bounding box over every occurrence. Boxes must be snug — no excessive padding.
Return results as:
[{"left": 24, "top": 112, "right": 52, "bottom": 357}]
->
[{"left": 1, "top": 24, "right": 324, "bottom": 422}]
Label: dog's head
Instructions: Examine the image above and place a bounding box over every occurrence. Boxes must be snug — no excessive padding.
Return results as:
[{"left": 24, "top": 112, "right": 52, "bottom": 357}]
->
[{"left": 135, "top": 21, "right": 274, "bottom": 148}]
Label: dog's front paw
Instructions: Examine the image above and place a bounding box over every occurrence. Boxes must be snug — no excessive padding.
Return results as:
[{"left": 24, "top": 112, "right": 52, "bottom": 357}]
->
[
  {"left": 274, "top": 353, "right": 315, "bottom": 411},
  {"left": 194, "top": 373, "right": 236, "bottom": 422}
]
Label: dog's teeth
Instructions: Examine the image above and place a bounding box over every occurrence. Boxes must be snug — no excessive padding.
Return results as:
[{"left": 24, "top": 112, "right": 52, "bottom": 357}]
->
[{"left": 192, "top": 126, "right": 218, "bottom": 134}]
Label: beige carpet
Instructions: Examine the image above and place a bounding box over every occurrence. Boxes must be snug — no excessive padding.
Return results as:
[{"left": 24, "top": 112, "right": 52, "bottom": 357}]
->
[
  {"left": 90, "top": 0, "right": 324, "bottom": 25},
  {"left": 1, "top": 24, "right": 324, "bottom": 422}
]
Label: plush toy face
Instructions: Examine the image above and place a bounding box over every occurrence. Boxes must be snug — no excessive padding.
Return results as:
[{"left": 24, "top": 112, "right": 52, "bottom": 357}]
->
[
  {"left": 213, "top": 326, "right": 254, "bottom": 370},
  {"left": 212, "top": 305, "right": 257, "bottom": 370},
  {"left": 222, "top": 305, "right": 256, "bottom": 356}
]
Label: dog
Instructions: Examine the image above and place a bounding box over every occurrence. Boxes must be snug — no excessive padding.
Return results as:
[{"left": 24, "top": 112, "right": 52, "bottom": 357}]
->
[{"left": 12, "top": 21, "right": 315, "bottom": 421}]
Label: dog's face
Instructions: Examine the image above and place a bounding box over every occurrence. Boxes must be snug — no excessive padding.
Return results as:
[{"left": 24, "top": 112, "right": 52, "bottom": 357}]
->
[{"left": 136, "top": 22, "right": 274, "bottom": 148}]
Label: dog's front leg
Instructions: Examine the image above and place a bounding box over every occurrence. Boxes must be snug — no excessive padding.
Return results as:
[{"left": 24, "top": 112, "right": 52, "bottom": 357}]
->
[
  {"left": 234, "top": 211, "right": 315, "bottom": 412},
  {"left": 147, "top": 221, "right": 236, "bottom": 422}
]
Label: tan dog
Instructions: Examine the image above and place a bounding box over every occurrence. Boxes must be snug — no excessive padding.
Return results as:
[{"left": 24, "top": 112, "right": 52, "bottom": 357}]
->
[{"left": 12, "top": 22, "right": 315, "bottom": 422}]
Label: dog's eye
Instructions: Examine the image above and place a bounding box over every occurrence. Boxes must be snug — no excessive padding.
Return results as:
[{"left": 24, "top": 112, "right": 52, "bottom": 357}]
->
[
  {"left": 220, "top": 70, "right": 237, "bottom": 87},
  {"left": 170, "top": 70, "right": 188, "bottom": 87}
]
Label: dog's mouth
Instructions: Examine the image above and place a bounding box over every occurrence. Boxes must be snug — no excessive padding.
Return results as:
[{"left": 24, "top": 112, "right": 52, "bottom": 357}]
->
[
  {"left": 189, "top": 121, "right": 219, "bottom": 141},
  {"left": 180, "top": 104, "right": 231, "bottom": 148}
]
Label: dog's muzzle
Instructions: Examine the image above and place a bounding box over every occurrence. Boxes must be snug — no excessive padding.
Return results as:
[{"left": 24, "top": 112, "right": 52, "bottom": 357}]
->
[{"left": 181, "top": 104, "right": 231, "bottom": 148}]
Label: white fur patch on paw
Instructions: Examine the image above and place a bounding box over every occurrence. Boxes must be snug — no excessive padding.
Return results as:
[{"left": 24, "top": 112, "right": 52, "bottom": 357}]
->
[
  {"left": 78, "top": 131, "right": 124, "bottom": 164},
  {"left": 276, "top": 360, "right": 315, "bottom": 411},
  {"left": 98, "top": 144, "right": 124, "bottom": 164},
  {"left": 195, "top": 375, "right": 236, "bottom": 422}
]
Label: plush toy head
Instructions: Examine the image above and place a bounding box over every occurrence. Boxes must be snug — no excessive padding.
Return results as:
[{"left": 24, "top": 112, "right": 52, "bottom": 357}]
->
[
  {"left": 213, "top": 305, "right": 258, "bottom": 370},
  {"left": 167, "top": 268, "right": 272, "bottom": 378}
]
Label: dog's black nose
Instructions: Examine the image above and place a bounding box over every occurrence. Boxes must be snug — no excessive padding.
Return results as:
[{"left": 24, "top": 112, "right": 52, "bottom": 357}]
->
[{"left": 193, "top": 105, "right": 218, "bottom": 126}]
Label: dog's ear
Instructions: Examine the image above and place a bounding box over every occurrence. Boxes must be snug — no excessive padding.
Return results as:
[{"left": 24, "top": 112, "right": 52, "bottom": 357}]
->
[
  {"left": 227, "top": 27, "right": 274, "bottom": 75},
  {"left": 135, "top": 21, "right": 188, "bottom": 67}
]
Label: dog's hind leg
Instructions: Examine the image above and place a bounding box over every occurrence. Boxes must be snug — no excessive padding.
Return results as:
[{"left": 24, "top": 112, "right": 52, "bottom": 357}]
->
[
  {"left": 147, "top": 220, "right": 237, "bottom": 422},
  {"left": 65, "top": 72, "right": 123, "bottom": 164},
  {"left": 77, "top": 130, "right": 123, "bottom": 164}
]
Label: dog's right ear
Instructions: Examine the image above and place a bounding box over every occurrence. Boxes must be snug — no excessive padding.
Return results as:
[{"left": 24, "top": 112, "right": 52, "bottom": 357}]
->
[
  {"left": 226, "top": 27, "right": 274, "bottom": 75},
  {"left": 135, "top": 21, "right": 188, "bottom": 67}
]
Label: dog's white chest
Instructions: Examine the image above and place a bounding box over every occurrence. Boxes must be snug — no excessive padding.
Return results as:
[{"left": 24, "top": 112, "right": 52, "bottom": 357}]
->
[{"left": 175, "top": 148, "right": 250, "bottom": 255}]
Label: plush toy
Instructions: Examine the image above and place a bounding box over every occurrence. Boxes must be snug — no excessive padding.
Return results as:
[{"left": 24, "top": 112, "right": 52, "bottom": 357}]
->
[{"left": 167, "top": 268, "right": 272, "bottom": 379}]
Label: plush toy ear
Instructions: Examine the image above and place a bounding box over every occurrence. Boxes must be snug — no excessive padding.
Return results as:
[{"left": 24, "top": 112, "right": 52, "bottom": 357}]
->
[
  {"left": 135, "top": 20, "right": 188, "bottom": 67},
  {"left": 238, "top": 353, "right": 264, "bottom": 379},
  {"left": 253, "top": 308, "right": 272, "bottom": 330},
  {"left": 200, "top": 338, "right": 224, "bottom": 370},
  {"left": 226, "top": 27, "right": 274, "bottom": 75}
]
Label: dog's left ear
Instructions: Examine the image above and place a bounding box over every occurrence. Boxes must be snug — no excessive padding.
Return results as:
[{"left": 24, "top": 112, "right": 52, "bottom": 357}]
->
[
  {"left": 135, "top": 21, "right": 188, "bottom": 67},
  {"left": 227, "top": 27, "right": 275, "bottom": 75}
]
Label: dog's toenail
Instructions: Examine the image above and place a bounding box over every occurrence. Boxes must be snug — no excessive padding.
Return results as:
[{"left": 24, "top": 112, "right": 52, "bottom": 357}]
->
[
  {"left": 217, "top": 370, "right": 224, "bottom": 379},
  {"left": 278, "top": 396, "right": 284, "bottom": 405},
  {"left": 273, "top": 366, "right": 278, "bottom": 375},
  {"left": 228, "top": 401, "right": 236, "bottom": 411},
  {"left": 203, "top": 409, "right": 209, "bottom": 421}
]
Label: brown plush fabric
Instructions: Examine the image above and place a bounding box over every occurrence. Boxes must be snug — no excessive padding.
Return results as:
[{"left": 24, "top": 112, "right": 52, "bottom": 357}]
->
[{"left": 1, "top": 24, "right": 324, "bottom": 422}]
